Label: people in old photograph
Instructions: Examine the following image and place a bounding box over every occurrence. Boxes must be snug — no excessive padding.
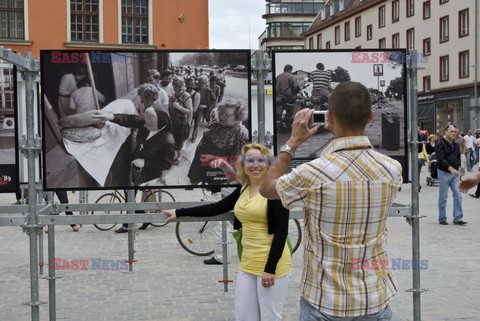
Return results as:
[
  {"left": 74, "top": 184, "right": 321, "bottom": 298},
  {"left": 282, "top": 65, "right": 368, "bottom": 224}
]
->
[
  {"left": 188, "top": 99, "right": 249, "bottom": 186},
  {"left": 274, "top": 51, "right": 405, "bottom": 160},
  {"left": 42, "top": 51, "right": 250, "bottom": 189}
]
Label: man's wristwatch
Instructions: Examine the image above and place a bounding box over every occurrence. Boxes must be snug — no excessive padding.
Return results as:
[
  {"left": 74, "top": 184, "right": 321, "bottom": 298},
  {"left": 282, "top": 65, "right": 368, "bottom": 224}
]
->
[{"left": 279, "top": 143, "right": 296, "bottom": 158}]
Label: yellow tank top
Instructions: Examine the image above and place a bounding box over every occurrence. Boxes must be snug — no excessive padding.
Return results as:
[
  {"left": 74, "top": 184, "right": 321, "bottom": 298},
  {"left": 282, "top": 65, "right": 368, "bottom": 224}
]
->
[{"left": 234, "top": 186, "right": 292, "bottom": 277}]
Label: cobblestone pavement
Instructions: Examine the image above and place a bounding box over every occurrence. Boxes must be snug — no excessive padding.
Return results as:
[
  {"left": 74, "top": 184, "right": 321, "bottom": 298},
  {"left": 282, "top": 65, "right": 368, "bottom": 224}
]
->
[{"left": 1, "top": 167, "right": 479, "bottom": 320}]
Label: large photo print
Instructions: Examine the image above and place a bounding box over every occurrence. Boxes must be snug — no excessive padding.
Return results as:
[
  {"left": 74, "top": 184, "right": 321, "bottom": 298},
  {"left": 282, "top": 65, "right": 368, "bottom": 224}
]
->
[
  {"left": 273, "top": 50, "right": 407, "bottom": 176},
  {"left": 41, "top": 50, "right": 251, "bottom": 190},
  {"left": 0, "top": 61, "right": 18, "bottom": 193}
]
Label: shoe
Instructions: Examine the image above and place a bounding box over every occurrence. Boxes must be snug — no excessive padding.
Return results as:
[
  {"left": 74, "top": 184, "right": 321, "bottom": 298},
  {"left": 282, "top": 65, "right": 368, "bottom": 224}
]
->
[
  {"left": 453, "top": 221, "right": 467, "bottom": 225},
  {"left": 439, "top": 221, "right": 448, "bottom": 225},
  {"left": 469, "top": 194, "right": 480, "bottom": 199},
  {"left": 71, "top": 225, "right": 79, "bottom": 232},
  {"left": 12, "top": 200, "right": 21, "bottom": 205},
  {"left": 138, "top": 223, "right": 150, "bottom": 230},
  {"left": 203, "top": 257, "right": 222, "bottom": 265},
  {"left": 114, "top": 227, "right": 129, "bottom": 233}
]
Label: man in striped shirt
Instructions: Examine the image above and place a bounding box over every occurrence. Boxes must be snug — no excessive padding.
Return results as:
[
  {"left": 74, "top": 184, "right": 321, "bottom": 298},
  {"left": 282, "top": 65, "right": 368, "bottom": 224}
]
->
[
  {"left": 260, "top": 82, "right": 402, "bottom": 320},
  {"left": 310, "top": 63, "right": 331, "bottom": 110}
]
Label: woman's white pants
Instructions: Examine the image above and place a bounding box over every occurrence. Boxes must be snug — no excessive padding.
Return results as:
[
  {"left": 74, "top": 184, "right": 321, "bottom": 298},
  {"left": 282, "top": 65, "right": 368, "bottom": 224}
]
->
[{"left": 235, "top": 271, "right": 290, "bottom": 321}]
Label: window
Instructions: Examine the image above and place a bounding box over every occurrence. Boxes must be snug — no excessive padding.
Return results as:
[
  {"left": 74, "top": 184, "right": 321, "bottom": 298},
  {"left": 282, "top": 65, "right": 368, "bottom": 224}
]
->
[
  {"left": 379, "top": 37, "right": 386, "bottom": 48},
  {"left": 407, "top": 0, "right": 414, "bottom": 17},
  {"left": 0, "top": 63, "right": 15, "bottom": 109},
  {"left": 0, "top": 0, "right": 24, "bottom": 39},
  {"left": 440, "top": 55, "right": 449, "bottom": 82},
  {"left": 440, "top": 0, "right": 448, "bottom": 4},
  {"left": 392, "top": 0, "right": 399, "bottom": 22},
  {"left": 355, "top": 16, "right": 361, "bottom": 37},
  {"left": 326, "top": 41, "right": 331, "bottom": 49},
  {"left": 459, "top": 51, "right": 469, "bottom": 79},
  {"left": 407, "top": 28, "right": 415, "bottom": 51},
  {"left": 308, "top": 37, "right": 314, "bottom": 49},
  {"left": 334, "top": 26, "right": 340, "bottom": 45},
  {"left": 267, "top": 22, "right": 312, "bottom": 38},
  {"left": 121, "top": 0, "right": 148, "bottom": 44},
  {"left": 423, "top": 38, "right": 431, "bottom": 55},
  {"left": 344, "top": 21, "right": 350, "bottom": 41},
  {"left": 392, "top": 33, "right": 400, "bottom": 48},
  {"left": 440, "top": 16, "right": 449, "bottom": 43},
  {"left": 459, "top": 9, "right": 469, "bottom": 37},
  {"left": 423, "top": 76, "right": 431, "bottom": 92},
  {"left": 423, "top": 1, "right": 430, "bottom": 19},
  {"left": 70, "top": 0, "right": 99, "bottom": 41},
  {"left": 366, "top": 24, "right": 372, "bottom": 40},
  {"left": 378, "top": 5, "right": 385, "bottom": 28},
  {"left": 317, "top": 33, "right": 322, "bottom": 49}
]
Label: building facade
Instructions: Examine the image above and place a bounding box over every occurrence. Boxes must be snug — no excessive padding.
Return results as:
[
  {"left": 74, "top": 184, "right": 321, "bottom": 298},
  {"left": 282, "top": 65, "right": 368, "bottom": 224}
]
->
[
  {"left": 0, "top": 0, "right": 209, "bottom": 57},
  {"left": 303, "top": 0, "right": 479, "bottom": 134},
  {"left": 260, "top": 0, "right": 325, "bottom": 52}
]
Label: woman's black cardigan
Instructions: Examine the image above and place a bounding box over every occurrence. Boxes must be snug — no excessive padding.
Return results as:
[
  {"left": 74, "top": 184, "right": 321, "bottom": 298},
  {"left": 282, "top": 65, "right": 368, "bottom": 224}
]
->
[{"left": 176, "top": 185, "right": 290, "bottom": 274}]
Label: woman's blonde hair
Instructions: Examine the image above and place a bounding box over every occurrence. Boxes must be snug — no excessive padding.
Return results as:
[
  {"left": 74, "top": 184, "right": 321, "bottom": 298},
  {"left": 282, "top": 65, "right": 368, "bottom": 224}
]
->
[{"left": 235, "top": 143, "right": 272, "bottom": 186}]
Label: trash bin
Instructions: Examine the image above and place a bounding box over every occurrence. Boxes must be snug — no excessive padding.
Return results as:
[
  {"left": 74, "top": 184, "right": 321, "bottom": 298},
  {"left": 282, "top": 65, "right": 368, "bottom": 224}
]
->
[{"left": 381, "top": 112, "right": 400, "bottom": 151}]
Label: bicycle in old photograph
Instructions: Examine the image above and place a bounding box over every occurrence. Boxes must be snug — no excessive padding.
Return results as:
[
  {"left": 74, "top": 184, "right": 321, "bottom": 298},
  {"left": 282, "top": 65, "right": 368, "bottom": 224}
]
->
[
  {"left": 90, "top": 189, "right": 175, "bottom": 231},
  {"left": 175, "top": 189, "right": 303, "bottom": 256}
]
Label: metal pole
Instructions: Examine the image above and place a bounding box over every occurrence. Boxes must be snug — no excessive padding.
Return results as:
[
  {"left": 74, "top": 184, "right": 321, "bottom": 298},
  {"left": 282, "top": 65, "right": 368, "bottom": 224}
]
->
[
  {"left": 126, "top": 189, "right": 135, "bottom": 272},
  {"left": 47, "top": 223, "right": 57, "bottom": 321},
  {"left": 408, "top": 51, "right": 422, "bottom": 321},
  {"left": 21, "top": 52, "right": 42, "bottom": 321},
  {"left": 255, "top": 50, "right": 266, "bottom": 144},
  {"left": 221, "top": 220, "right": 229, "bottom": 292},
  {"left": 38, "top": 227, "right": 44, "bottom": 276},
  {"left": 377, "top": 76, "right": 380, "bottom": 109}
]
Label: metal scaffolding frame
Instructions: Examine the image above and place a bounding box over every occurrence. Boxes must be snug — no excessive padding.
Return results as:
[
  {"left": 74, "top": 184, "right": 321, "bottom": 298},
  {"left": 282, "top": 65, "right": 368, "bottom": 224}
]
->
[{"left": 0, "top": 48, "right": 423, "bottom": 321}]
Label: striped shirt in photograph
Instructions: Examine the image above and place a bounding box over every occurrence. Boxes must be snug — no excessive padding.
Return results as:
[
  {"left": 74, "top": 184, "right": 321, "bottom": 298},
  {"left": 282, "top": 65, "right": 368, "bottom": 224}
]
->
[
  {"left": 311, "top": 69, "right": 331, "bottom": 89},
  {"left": 276, "top": 136, "right": 403, "bottom": 318}
]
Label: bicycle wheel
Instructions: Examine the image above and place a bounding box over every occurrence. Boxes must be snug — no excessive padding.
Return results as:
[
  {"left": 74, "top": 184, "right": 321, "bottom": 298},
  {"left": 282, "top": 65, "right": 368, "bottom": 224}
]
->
[
  {"left": 92, "top": 193, "right": 122, "bottom": 231},
  {"left": 142, "top": 189, "right": 175, "bottom": 227},
  {"left": 289, "top": 219, "right": 302, "bottom": 254},
  {"left": 175, "top": 221, "right": 215, "bottom": 256}
]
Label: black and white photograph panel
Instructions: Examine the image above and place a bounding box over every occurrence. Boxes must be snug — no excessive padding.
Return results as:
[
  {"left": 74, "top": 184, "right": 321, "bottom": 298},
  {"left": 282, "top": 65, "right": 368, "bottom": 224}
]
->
[
  {"left": 41, "top": 50, "right": 251, "bottom": 190},
  {"left": 273, "top": 50, "right": 406, "bottom": 164},
  {"left": 0, "top": 61, "right": 18, "bottom": 193}
]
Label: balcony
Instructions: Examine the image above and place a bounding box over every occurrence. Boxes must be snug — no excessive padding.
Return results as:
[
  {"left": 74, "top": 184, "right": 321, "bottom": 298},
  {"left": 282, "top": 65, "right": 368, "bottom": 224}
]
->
[{"left": 263, "top": 2, "right": 323, "bottom": 18}]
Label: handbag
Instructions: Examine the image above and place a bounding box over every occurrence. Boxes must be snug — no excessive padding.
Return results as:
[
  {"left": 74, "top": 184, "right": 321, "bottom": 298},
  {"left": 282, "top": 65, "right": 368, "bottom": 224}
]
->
[{"left": 232, "top": 228, "right": 293, "bottom": 260}]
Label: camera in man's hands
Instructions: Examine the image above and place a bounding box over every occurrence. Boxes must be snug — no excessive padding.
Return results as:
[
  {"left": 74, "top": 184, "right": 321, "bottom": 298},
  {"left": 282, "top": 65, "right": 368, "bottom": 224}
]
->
[{"left": 309, "top": 110, "right": 327, "bottom": 128}]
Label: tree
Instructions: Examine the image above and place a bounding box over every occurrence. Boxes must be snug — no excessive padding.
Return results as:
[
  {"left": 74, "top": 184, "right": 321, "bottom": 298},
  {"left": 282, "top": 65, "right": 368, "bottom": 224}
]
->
[
  {"left": 387, "top": 77, "right": 404, "bottom": 99},
  {"left": 331, "top": 66, "right": 351, "bottom": 82}
]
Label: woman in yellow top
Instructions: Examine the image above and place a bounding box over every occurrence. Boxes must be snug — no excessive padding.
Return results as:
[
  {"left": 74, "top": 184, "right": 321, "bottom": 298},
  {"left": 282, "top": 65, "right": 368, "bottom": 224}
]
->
[
  {"left": 418, "top": 133, "right": 430, "bottom": 191},
  {"left": 164, "top": 143, "right": 292, "bottom": 320}
]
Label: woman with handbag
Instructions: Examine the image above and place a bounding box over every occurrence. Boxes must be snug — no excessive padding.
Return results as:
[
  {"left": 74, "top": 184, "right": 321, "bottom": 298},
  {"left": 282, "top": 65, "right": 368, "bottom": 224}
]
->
[{"left": 164, "top": 143, "right": 292, "bottom": 321}]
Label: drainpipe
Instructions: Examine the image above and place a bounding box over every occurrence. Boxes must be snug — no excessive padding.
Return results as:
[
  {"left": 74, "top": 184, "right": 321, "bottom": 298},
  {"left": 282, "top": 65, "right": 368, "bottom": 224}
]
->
[{"left": 475, "top": 0, "right": 479, "bottom": 128}]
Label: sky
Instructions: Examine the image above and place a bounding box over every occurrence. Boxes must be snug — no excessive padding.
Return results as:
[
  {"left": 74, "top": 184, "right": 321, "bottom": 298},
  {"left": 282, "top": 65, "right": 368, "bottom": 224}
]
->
[{"left": 209, "top": 0, "right": 266, "bottom": 49}]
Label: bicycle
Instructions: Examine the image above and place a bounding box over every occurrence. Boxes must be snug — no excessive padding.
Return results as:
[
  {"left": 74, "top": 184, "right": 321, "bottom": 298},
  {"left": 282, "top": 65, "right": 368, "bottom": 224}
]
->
[
  {"left": 175, "top": 189, "right": 302, "bottom": 256},
  {"left": 91, "top": 189, "right": 175, "bottom": 231},
  {"left": 176, "top": 218, "right": 302, "bottom": 257}
]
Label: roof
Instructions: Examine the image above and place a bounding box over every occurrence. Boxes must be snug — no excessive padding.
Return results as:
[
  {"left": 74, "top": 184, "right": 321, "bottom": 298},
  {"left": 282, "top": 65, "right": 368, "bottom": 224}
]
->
[{"left": 304, "top": 0, "right": 384, "bottom": 36}]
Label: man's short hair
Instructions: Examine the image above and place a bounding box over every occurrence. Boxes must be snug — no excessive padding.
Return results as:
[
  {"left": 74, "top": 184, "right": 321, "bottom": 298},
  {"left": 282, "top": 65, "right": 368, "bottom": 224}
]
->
[
  {"left": 328, "top": 82, "right": 372, "bottom": 131},
  {"left": 445, "top": 124, "right": 457, "bottom": 131},
  {"left": 162, "top": 69, "right": 173, "bottom": 78},
  {"left": 283, "top": 64, "right": 293, "bottom": 72},
  {"left": 316, "top": 63, "right": 324, "bottom": 70}
]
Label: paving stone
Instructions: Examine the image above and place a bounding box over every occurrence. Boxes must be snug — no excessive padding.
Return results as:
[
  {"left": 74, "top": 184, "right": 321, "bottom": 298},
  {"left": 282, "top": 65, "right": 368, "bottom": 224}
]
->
[{"left": 1, "top": 169, "right": 479, "bottom": 320}]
